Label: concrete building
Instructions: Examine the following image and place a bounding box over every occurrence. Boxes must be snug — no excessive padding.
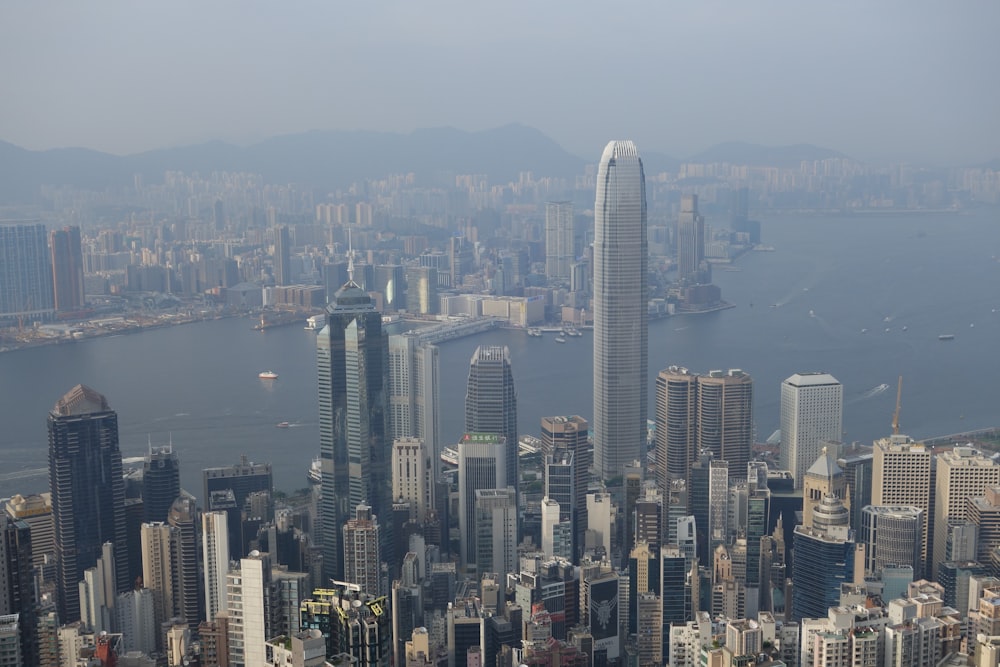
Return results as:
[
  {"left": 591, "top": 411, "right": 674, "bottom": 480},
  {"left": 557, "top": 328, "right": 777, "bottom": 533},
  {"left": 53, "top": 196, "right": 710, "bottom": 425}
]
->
[
  {"left": 545, "top": 201, "right": 574, "bottom": 282},
  {"left": 779, "top": 373, "right": 842, "bottom": 489},
  {"left": 872, "top": 435, "right": 932, "bottom": 574},
  {"left": 457, "top": 433, "right": 507, "bottom": 571},
  {"left": 933, "top": 447, "right": 1000, "bottom": 575},
  {"left": 343, "top": 504, "right": 382, "bottom": 597}
]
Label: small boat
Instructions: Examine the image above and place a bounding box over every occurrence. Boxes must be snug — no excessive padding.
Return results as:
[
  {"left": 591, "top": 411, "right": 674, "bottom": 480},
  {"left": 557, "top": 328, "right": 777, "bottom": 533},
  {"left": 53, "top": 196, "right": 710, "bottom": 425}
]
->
[
  {"left": 440, "top": 447, "right": 459, "bottom": 467},
  {"left": 554, "top": 336, "right": 567, "bottom": 343},
  {"left": 276, "top": 421, "right": 290, "bottom": 428},
  {"left": 938, "top": 334, "right": 955, "bottom": 341},
  {"left": 861, "top": 328, "right": 868, "bottom": 334},
  {"left": 259, "top": 370, "right": 278, "bottom": 379},
  {"left": 527, "top": 328, "right": 543, "bottom": 337},
  {"left": 902, "top": 326, "right": 908, "bottom": 331},
  {"left": 307, "top": 458, "right": 322, "bottom": 485},
  {"left": 809, "top": 310, "right": 815, "bottom": 318}
]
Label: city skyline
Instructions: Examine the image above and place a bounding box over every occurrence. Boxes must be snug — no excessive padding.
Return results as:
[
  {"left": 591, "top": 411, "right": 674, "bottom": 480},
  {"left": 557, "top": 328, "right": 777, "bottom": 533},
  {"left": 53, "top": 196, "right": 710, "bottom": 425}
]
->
[{"left": 2, "top": 3, "right": 998, "bottom": 165}]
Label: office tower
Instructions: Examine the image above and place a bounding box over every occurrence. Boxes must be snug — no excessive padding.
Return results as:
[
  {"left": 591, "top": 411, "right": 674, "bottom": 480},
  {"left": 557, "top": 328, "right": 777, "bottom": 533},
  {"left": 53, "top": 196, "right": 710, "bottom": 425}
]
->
[
  {"left": 142, "top": 445, "right": 180, "bottom": 523},
  {"left": 167, "top": 496, "right": 201, "bottom": 632},
  {"left": 635, "top": 489, "right": 663, "bottom": 554},
  {"left": 708, "top": 459, "right": 730, "bottom": 554},
  {"left": 586, "top": 492, "right": 614, "bottom": 559},
  {"left": 860, "top": 506, "right": 924, "bottom": 576},
  {"left": 872, "top": 435, "right": 932, "bottom": 575},
  {"left": 837, "top": 445, "right": 874, "bottom": 537},
  {"left": 344, "top": 504, "right": 383, "bottom": 596},
  {"left": 545, "top": 201, "right": 574, "bottom": 282},
  {"left": 140, "top": 522, "right": 176, "bottom": 645},
  {"left": 474, "top": 488, "right": 517, "bottom": 582},
  {"left": 745, "top": 465, "right": 770, "bottom": 613},
  {"left": 636, "top": 592, "right": 663, "bottom": 666},
  {"left": 457, "top": 433, "right": 507, "bottom": 570},
  {"left": 317, "top": 273, "right": 390, "bottom": 582},
  {"left": 933, "top": 447, "right": 1000, "bottom": 575},
  {"left": 202, "top": 511, "right": 230, "bottom": 622},
  {"left": 0, "top": 514, "right": 36, "bottom": 666},
  {"left": 969, "top": 486, "right": 1000, "bottom": 566},
  {"left": 406, "top": 266, "right": 438, "bottom": 315},
  {"left": 449, "top": 234, "right": 475, "bottom": 289},
  {"left": 655, "top": 366, "right": 698, "bottom": 490},
  {"left": 0, "top": 222, "right": 54, "bottom": 321},
  {"left": 392, "top": 438, "right": 432, "bottom": 522},
  {"left": 802, "top": 447, "right": 848, "bottom": 529},
  {"left": 465, "top": 346, "right": 517, "bottom": 494},
  {"left": 116, "top": 588, "right": 156, "bottom": 655},
  {"left": 388, "top": 333, "right": 441, "bottom": 476},
  {"left": 274, "top": 224, "right": 291, "bottom": 285},
  {"left": 779, "top": 372, "right": 843, "bottom": 489},
  {"left": 791, "top": 496, "right": 859, "bottom": 621},
  {"left": 49, "top": 225, "right": 85, "bottom": 312},
  {"left": 227, "top": 551, "right": 272, "bottom": 667},
  {"left": 375, "top": 264, "right": 406, "bottom": 311},
  {"left": 676, "top": 194, "right": 706, "bottom": 284},
  {"left": 79, "top": 541, "right": 117, "bottom": 634},
  {"left": 5, "top": 493, "right": 54, "bottom": 576},
  {"left": 593, "top": 140, "right": 648, "bottom": 479},
  {"left": 541, "top": 416, "right": 591, "bottom": 561},
  {"left": 48, "top": 384, "right": 128, "bottom": 622}
]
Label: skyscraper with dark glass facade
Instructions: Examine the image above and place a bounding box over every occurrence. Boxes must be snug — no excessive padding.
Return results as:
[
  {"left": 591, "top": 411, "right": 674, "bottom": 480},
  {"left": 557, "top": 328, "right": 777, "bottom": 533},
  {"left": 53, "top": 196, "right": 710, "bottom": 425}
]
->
[
  {"left": 0, "top": 222, "right": 54, "bottom": 322},
  {"left": 48, "top": 385, "right": 128, "bottom": 622},
  {"left": 317, "top": 276, "right": 390, "bottom": 582},
  {"left": 465, "top": 346, "right": 517, "bottom": 494}
]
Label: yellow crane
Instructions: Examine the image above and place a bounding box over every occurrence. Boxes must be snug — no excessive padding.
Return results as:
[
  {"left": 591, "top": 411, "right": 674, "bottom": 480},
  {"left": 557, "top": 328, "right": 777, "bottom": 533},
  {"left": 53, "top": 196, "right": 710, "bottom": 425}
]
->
[{"left": 891, "top": 376, "right": 903, "bottom": 435}]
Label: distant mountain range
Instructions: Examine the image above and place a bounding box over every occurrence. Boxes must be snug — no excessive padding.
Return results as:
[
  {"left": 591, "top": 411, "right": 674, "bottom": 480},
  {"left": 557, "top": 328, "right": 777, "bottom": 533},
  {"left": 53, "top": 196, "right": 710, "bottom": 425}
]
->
[{"left": 0, "top": 126, "right": 856, "bottom": 205}]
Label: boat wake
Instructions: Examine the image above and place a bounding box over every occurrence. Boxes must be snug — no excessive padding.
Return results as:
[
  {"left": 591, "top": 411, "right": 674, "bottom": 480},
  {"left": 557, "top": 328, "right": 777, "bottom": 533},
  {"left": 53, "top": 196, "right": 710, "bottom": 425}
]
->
[
  {"left": 0, "top": 467, "right": 47, "bottom": 482},
  {"left": 849, "top": 383, "right": 890, "bottom": 404}
]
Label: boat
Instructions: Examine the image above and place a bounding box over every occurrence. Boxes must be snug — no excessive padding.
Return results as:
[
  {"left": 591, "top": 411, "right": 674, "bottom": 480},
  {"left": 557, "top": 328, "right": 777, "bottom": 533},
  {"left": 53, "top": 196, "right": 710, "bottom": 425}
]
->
[
  {"left": 938, "top": 334, "right": 955, "bottom": 341},
  {"left": 809, "top": 310, "right": 815, "bottom": 318},
  {"left": 902, "top": 326, "right": 908, "bottom": 331},
  {"left": 861, "top": 328, "right": 868, "bottom": 334},
  {"left": 565, "top": 327, "right": 582, "bottom": 337},
  {"left": 258, "top": 370, "right": 278, "bottom": 379},
  {"left": 305, "top": 314, "right": 325, "bottom": 331},
  {"left": 527, "top": 328, "right": 543, "bottom": 337},
  {"left": 307, "top": 458, "right": 322, "bottom": 485},
  {"left": 554, "top": 336, "right": 567, "bottom": 343},
  {"left": 276, "top": 421, "right": 290, "bottom": 428},
  {"left": 440, "top": 447, "right": 459, "bottom": 467}
]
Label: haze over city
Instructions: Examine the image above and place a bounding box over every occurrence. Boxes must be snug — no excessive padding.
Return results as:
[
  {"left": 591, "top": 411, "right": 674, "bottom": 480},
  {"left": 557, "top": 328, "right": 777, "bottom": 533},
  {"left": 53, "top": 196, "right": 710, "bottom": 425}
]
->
[{"left": 2, "top": 1, "right": 999, "bottom": 164}]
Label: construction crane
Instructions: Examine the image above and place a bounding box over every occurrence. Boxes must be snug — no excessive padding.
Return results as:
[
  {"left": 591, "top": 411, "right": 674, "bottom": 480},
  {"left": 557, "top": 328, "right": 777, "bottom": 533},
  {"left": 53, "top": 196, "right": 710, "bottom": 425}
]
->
[{"left": 891, "top": 376, "right": 903, "bottom": 435}]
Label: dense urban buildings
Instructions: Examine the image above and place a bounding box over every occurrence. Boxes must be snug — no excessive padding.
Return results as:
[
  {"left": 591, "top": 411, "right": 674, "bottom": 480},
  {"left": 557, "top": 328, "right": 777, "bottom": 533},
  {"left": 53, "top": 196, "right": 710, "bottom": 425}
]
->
[{"left": 592, "top": 140, "right": 648, "bottom": 478}]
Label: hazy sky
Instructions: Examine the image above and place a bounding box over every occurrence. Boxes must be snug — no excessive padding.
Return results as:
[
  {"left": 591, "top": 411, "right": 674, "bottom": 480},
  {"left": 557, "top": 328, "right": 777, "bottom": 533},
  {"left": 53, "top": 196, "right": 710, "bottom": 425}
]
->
[{"left": 2, "top": 1, "right": 998, "bottom": 165}]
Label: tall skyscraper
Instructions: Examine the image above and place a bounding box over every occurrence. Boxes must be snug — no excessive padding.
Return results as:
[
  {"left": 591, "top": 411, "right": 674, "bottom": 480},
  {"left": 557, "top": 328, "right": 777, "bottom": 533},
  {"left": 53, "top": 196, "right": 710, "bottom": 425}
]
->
[
  {"left": 49, "top": 226, "right": 85, "bottom": 312},
  {"left": 933, "top": 447, "right": 1000, "bottom": 575},
  {"left": 388, "top": 333, "right": 441, "bottom": 477},
  {"left": 140, "top": 522, "right": 176, "bottom": 647},
  {"left": 474, "top": 488, "right": 517, "bottom": 583},
  {"left": 791, "top": 495, "right": 859, "bottom": 621},
  {"left": 167, "top": 496, "right": 201, "bottom": 633},
  {"left": 545, "top": 201, "right": 574, "bottom": 282},
  {"left": 676, "top": 194, "right": 706, "bottom": 284},
  {"left": 391, "top": 437, "right": 431, "bottom": 523},
  {"left": 655, "top": 366, "right": 698, "bottom": 490},
  {"left": 48, "top": 385, "right": 128, "bottom": 623},
  {"left": 274, "top": 224, "right": 291, "bottom": 286},
  {"left": 0, "top": 514, "right": 36, "bottom": 665},
  {"left": 593, "top": 140, "right": 648, "bottom": 479},
  {"left": 0, "top": 222, "right": 54, "bottom": 322},
  {"left": 202, "top": 511, "right": 230, "bottom": 623},
  {"left": 457, "top": 433, "right": 507, "bottom": 571},
  {"left": 779, "top": 372, "right": 843, "bottom": 489},
  {"left": 859, "top": 505, "right": 924, "bottom": 576},
  {"left": 872, "top": 435, "right": 932, "bottom": 574},
  {"left": 142, "top": 445, "right": 180, "bottom": 523},
  {"left": 317, "top": 274, "right": 390, "bottom": 581},
  {"left": 227, "top": 551, "right": 272, "bottom": 667},
  {"left": 465, "top": 346, "right": 517, "bottom": 494}
]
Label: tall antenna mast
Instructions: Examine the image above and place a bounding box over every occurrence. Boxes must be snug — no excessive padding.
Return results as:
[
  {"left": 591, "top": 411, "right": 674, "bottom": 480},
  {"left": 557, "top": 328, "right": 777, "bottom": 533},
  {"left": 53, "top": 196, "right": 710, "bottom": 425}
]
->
[
  {"left": 891, "top": 376, "right": 903, "bottom": 435},
  {"left": 347, "top": 226, "right": 355, "bottom": 283}
]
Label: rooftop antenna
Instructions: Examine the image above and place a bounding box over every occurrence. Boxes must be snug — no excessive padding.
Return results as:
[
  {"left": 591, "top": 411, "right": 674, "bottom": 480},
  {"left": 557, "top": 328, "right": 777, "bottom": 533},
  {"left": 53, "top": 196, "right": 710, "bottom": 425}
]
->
[
  {"left": 891, "top": 376, "right": 903, "bottom": 435},
  {"left": 347, "top": 226, "right": 355, "bottom": 284}
]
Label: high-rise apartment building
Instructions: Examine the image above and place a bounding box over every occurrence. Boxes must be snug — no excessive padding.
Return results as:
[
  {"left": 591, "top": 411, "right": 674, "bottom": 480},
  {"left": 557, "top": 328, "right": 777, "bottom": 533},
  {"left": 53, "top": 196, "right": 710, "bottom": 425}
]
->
[
  {"left": 676, "top": 194, "right": 706, "bottom": 284},
  {"left": 202, "top": 511, "right": 230, "bottom": 623},
  {"left": 465, "top": 346, "right": 517, "bottom": 494},
  {"left": 48, "top": 385, "right": 128, "bottom": 623},
  {"left": 317, "top": 275, "right": 390, "bottom": 582},
  {"left": 0, "top": 222, "right": 54, "bottom": 321},
  {"left": 142, "top": 445, "right": 180, "bottom": 523},
  {"left": 872, "top": 435, "right": 932, "bottom": 574},
  {"left": 227, "top": 551, "right": 272, "bottom": 667},
  {"left": 140, "top": 522, "right": 176, "bottom": 647},
  {"left": 167, "top": 497, "right": 200, "bottom": 633},
  {"left": 388, "top": 333, "right": 441, "bottom": 476},
  {"left": 343, "top": 504, "right": 383, "bottom": 597},
  {"left": 655, "top": 366, "right": 698, "bottom": 489},
  {"left": 779, "top": 373, "right": 843, "bottom": 489},
  {"left": 545, "top": 201, "right": 574, "bottom": 282},
  {"left": 49, "top": 225, "right": 85, "bottom": 312},
  {"left": 593, "top": 140, "right": 647, "bottom": 478},
  {"left": 457, "top": 433, "right": 507, "bottom": 571},
  {"left": 933, "top": 447, "right": 1000, "bottom": 575}
]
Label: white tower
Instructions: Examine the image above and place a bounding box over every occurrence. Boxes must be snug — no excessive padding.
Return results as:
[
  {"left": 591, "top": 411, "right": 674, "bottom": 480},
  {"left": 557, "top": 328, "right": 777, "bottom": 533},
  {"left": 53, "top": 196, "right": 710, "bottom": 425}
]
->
[{"left": 779, "top": 372, "right": 843, "bottom": 489}]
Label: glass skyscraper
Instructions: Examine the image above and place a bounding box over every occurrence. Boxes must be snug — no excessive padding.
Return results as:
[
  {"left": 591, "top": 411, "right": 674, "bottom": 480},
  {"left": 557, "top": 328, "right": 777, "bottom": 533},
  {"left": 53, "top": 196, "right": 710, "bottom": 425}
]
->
[
  {"left": 465, "top": 345, "right": 517, "bottom": 493},
  {"left": 317, "top": 277, "right": 390, "bottom": 582},
  {"left": 0, "top": 222, "right": 54, "bottom": 322},
  {"left": 593, "top": 140, "right": 647, "bottom": 479},
  {"left": 48, "top": 385, "right": 128, "bottom": 623}
]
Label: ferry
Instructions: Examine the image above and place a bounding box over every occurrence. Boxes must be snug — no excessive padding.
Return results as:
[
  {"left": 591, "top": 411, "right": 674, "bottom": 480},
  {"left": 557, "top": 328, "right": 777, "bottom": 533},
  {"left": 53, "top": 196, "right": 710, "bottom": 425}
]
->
[
  {"left": 258, "top": 370, "right": 278, "bottom": 379},
  {"left": 307, "top": 458, "right": 321, "bottom": 485},
  {"left": 440, "top": 447, "right": 459, "bottom": 467},
  {"left": 527, "top": 328, "right": 543, "bottom": 337},
  {"left": 554, "top": 336, "right": 567, "bottom": 344},
  {"left": 305, "top": 314, "right": 325, "bottom": 331},
  {"left": 938, "top": 334, "right": 955, "bottom": 341},
  {"left": 276, "top": 421, "right": 290, "bottom": 428},
  {"left": 565, "top": 327, "right": 583, "bottom": 337}
]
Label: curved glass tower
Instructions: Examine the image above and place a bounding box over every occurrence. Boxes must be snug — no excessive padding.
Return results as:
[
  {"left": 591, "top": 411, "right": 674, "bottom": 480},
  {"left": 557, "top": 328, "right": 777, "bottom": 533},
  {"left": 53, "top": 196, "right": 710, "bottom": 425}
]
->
[{"left": 593, "top": 140, "right": 647, "bottom": 478}]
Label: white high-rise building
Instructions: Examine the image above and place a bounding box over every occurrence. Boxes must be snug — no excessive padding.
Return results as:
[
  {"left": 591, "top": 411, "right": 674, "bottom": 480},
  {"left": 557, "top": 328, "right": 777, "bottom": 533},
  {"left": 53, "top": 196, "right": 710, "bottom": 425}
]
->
[
  {"left": 202, "top": 510, "right": 230, "bottom": 622},
  {"left": 779, "top": 373, "right": 843, "bottom": 489},
  {"left": 227, "top": 551, "right": 271, "bottom": 667},
  {"left": 140, "top": 521, "right": 175, "bottom": 646},
  {"left": 933, "top": 447, "right": 1000, "bottom": 575},
  {"left": 545, "top": 201, "right": 574, "bottom": 282},
  {"left": 116, "top": 588, "right": 156, "bottom": 656},
  {"left": 392, "top": 437, "right": 432, "bottom": 522},
  {"left": 540, "top": 497, "right": 561, "bottom": 558},
  {"left": 343, "top": 504, "right": 382, "bottom": 596},
  {"left": 593, "top": 140, "right": 648, "bottom": 478},
  {"left": 474, "top": 488, "right": 518, "bottom": 583},
  {"left": 872, "top": 435, "right": 932, "bottom": 574},
  {"left": 388, "top": 334, "right": 441, "bottom": 478}
]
